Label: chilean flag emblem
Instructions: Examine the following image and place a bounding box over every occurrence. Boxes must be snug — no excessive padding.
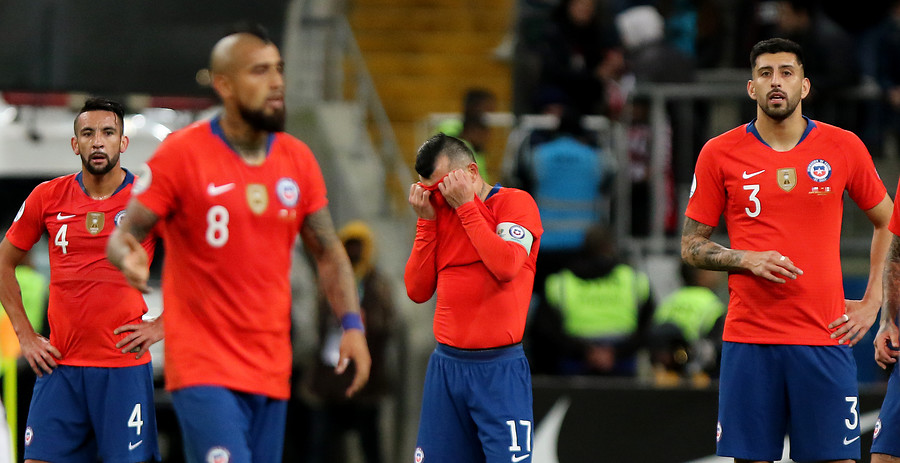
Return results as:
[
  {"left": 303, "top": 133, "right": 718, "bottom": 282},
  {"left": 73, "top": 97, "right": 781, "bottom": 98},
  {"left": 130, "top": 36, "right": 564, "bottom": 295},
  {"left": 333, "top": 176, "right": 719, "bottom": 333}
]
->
[{"left": 807, "top": 159, "right": 832, "bottom": 182}]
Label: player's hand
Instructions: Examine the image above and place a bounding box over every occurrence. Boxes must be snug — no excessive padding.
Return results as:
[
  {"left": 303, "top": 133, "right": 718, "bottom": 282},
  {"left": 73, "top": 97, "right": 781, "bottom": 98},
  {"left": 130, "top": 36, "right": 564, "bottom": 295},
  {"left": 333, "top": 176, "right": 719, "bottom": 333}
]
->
[
  {"left": 114, "top": 317, "right": 163, "bottom": 359},
  {"left": 874, "top": 319, "right": 900, "bottom": 369},
  {"left": 408, "top": 183, "right": 436, "bottom": 220},
  {"left": 830, "top": 299, "right": 880, "bottom": 347},
  {"left": 438, "top": 169, "right": 476, "bottom": 208},
  {"left": 740, "top": 250, "right": 803, "bottom": 283},
  {"left": 120, "top": 233, "right": 151, "bottom": 293},
  {"left": 336, "top": 328, "right": 371, "bottom": 398},
  {"left": 18, "top": 330, "right": 61, "bottom": 377}
]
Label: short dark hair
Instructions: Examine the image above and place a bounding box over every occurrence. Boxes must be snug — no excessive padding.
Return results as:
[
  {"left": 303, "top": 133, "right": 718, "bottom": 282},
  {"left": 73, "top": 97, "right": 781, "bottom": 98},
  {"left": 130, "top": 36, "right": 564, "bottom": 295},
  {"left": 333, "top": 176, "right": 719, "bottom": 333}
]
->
[
  {"left": 750, "top": 38, "right": 804, "bottom": 71},
  {"left": 414, "top": 133, "right": 475, "bottom": 179},
  {"left": 75, "top": 97, "right": 126, "bottom": 134},
  {"left": 225, "top": 22, "right": 274, "bottom": 44}
]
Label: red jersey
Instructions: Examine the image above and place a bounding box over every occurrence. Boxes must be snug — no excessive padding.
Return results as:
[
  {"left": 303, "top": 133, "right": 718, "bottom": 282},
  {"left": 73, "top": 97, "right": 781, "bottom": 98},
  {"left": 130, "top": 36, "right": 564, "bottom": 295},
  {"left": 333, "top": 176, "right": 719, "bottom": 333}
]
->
[
  {"left": 134, "top": 118, "right": 327, "bottom": 399},
  {"left": 6, "top": 170, "right": 155, "bottom": 367},
  {"left": 685, "top": 119, "right": 886, "bottom": 345},
  {"left": 405, "top": 186, "right": 542, "bottom": 349}
]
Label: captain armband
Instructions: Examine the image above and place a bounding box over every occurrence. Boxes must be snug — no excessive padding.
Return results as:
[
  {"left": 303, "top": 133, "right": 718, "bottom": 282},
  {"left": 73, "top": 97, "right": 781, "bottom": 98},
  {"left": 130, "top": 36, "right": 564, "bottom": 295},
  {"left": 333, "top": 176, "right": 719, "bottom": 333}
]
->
[{"left": 496, "top": 222, "right": 534, "bottom": 255}]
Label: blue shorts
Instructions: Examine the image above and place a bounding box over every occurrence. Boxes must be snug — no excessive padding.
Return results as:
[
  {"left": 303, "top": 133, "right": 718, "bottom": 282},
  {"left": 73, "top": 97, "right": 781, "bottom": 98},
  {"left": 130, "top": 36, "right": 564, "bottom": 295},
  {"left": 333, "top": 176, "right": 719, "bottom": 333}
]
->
[
  {"left": 872, "top": 357, "right": 900, "bottom": 456},
  {"left": 171, "top": 386, "right": 287, "bottom": 463},
  {"left": 717, "top": 342, "right": 860, "bottom": 462},
  {"left": 415, "top": 343, "right": 533, "bottom": 463},
  {"left": 24, "top": 363, "right": 160, "bottom": 463}
]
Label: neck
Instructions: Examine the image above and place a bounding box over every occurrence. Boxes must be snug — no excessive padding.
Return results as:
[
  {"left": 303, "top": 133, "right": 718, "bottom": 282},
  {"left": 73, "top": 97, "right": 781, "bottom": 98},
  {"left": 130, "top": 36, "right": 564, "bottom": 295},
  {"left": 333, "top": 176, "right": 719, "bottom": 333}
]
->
[
  {"left": 477, "top": 181, "right": 492, "bottom": 201},
  {"left": 220, "top": 112, "right": 268, "bottom": 164},
  {"left": 82, "top": 167, "right": 125, "bottom": 200},
  {"left": 754, "top": 110, "right": 807, "bottom": 152}
]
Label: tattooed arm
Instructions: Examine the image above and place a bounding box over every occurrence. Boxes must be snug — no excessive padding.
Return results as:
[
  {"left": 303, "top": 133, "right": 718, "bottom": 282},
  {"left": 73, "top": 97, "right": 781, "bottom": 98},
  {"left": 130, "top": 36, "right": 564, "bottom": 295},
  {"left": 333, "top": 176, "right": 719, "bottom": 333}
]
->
[
  {"left": 680, "top": 217, "right": 803, "bottom": 284},
  {"left": 876, "top": 233, "right": 900, "bottom": 368},
  {"left": 300, "top": 207, "right": 371, "bottom": 397},
  {"left": 107, "top": 200, "right": 159, "bottom": 293}
]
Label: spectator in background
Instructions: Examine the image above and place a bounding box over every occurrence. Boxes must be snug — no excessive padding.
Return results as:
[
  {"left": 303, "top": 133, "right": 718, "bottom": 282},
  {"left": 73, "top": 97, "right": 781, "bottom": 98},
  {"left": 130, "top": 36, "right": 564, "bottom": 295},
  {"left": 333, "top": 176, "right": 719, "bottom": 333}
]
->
[
  {"left": 530, "top": 225, "right": 655, "bottom": 376},
  {"left": 530, "top": 107, "right": 611, "bottom": 297},
  {"left": 435, "top": 88, "right": 497, "bottom": 181},
  {"left": 649, "top": 263, "right": 726, "bottom": 386},
  {"left": 306, "top": 220, "right": 398, "bottom": 463}
]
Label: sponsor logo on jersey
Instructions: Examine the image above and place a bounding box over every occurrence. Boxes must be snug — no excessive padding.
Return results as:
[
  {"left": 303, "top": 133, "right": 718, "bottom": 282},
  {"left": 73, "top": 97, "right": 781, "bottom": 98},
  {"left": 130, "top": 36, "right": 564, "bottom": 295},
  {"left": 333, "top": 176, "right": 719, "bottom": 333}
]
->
[
  {"left": 690, "top": 174, "right": 697, "bottom": 198},
  {"left": 415, "top": 447, "right": 424, "bottom": 462},
  {"left": 14, "top": 201, "right": 25, "bottom": 222},
  {"left": 246, "top": 184, "right": 268, "bottom": 215},
  {"left": 24, "top": 426, "right": 33, "bottom": 446},
  {"left": 132, "top": 163, "right": 152, "bottom": 195},
  {"left": 777, "top": 167, "right": 796, "bottom": 192},
  {"left": 115, "top": 210, "right": 127, "bottom": 226},
  {"left": 716, "top": 421, "right": 722, "bottom": 442},
  {"left": 206, "top": 446, "right": 230, "bottom": 463},
  {"left": 874, "top": 418, "right": 882, "bottom": 440},
  {"left": 807, "top": 159, "right": 832, "bottom": 182},
  {"left": 276, "top": 177, "right": 300, "bottom": 207},
  {"left": 86, "top": 212, "right": 105, "bottom": 235}
]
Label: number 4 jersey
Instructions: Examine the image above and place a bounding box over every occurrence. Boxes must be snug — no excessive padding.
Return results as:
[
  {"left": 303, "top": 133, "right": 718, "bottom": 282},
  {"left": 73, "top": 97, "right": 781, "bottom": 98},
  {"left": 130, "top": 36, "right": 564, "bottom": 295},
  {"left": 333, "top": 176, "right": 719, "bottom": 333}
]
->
[
  {"left": 685, "top": 118, "right": 886, "bottom": 345},
  {"left": 6, "top": 170, "right": 156, "bottom": 367},
  {"left": 133, "top": 117, "right": 328, "bottom": 399}
]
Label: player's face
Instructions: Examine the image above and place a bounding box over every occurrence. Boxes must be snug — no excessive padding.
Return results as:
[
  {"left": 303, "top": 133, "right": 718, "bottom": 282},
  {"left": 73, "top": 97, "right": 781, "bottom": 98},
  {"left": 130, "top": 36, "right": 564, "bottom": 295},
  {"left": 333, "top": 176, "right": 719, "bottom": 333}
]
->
[
  {"left": 231, "top": 43, "right": 285, "bottom": 132},
  {"left": 748, "top": 52, "right": 810, "bottom": 121},
  {"left": 71, "top": 110, "right": 127, "bottom": 176},
  {"left": 420, "top": 155, "right": 452, "bottom": 187}
]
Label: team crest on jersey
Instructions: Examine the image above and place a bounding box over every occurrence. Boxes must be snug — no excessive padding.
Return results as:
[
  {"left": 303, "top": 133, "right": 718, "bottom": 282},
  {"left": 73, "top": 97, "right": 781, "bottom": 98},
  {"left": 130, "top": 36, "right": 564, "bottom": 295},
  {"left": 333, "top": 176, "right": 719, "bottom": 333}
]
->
[
  {"left": 246, "top": 183, "right": 268, "bottom": 215},
  {"left": 206, "top": 446, "right": 230, "bottom": 463},
  {"left": 415, "top": 447, "right": 425, "bottom": 462},
  {"left": 716, "top": 421, "right": 722, "bottom": 442},
  {"left": 86, "top": 212, "right": 105, "bottom": 235},
  {"left": 132, "top": 163, "right": 152, "bottom": 195},
  {"left": 777, "top": 168, "right": 796, "bottom": 192},
  {"left": 14, "top": 201, "right": 25, "bottom": 222},
  {"left": 276, "top": 177, "right": 300, "bottom": 208},
  {"left": 807, "top": 159, "right": 831, "bottom": 182},
  {"left": 24, "top": 426, "right": 33, "bottom": 446},
  {"left": 114, "top": 210, "right": 127, "bottom": 226}
]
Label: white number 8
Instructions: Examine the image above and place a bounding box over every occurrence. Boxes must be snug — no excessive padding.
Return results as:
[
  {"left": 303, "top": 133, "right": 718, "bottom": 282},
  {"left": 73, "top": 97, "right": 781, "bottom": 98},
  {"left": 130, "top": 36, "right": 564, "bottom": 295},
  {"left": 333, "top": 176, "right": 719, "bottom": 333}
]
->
[{"left": 206, "top": 205, "right": 230, "bottom": 247}]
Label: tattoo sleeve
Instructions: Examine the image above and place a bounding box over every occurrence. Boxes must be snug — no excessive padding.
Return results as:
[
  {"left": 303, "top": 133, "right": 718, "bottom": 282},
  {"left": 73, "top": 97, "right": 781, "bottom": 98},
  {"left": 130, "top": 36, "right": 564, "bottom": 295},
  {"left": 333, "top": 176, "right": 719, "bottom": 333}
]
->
[
  {"left": 884, "top": 235, "right": 900, "bottom": 322},
  {"left": 680, "top": 217, "right": 745, "bottom": 271},
  {"left": 300, "top": 208, "right": 360, "bottom": 318}
]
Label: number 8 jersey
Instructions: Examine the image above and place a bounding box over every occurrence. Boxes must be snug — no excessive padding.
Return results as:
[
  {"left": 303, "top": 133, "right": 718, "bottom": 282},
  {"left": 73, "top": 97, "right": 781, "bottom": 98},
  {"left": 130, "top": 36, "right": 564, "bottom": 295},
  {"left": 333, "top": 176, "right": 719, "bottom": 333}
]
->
[
  {"left": 685, "top": 118, "right": 886, "bottom": 345},
  {"left": 133, "top": 117, "right": 328, "bottom": 399}
]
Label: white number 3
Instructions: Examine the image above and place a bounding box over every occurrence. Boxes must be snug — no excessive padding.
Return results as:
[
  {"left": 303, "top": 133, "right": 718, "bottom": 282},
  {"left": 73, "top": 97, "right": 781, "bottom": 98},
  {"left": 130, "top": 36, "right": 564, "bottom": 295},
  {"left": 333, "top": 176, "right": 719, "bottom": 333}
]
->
[
  {"left": 743, "top": 184, "right": 761, "bottom": 218},
  {"left": 845, "top": 396, "right": 859, "bottom": 430}
]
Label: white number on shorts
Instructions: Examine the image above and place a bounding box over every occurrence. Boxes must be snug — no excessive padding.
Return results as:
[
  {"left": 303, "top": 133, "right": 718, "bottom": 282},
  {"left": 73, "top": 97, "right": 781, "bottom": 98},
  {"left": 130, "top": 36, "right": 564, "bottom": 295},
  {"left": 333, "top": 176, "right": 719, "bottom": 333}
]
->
[
  {"left": 743, "top": 184, "right": 761, "bottom": 218},
  {"left": 506, "top": 419, "right": 532, "bottom": 452},
  {"left": 128, "top": 403, "right": 143, "bottom": 435},
  {"left": 55, "top": 224, "right": 69, "bottom": 254},
  {"left": 845, "top": 396, "right": 859, "bottom": 430},
  {"left": 205, "top": 205, "right": 230, "bottom": 248}
]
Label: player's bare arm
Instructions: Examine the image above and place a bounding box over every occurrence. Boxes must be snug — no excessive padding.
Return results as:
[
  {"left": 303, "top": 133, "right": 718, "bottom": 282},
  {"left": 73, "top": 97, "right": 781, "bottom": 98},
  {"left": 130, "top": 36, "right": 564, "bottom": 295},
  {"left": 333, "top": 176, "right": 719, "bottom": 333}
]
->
[
  {"left": 107, "top": 200, "right": 158, "bottom": 293},
  {"left": 300, "top": 207, "right": 372, "bottom": 397},
  {"left": 681, "top": 217, "right": 803, "bottom": 283},
  {"left": 830, "top": 194, "right": 892, "bottom": 347},
  {"left": 114, "top": 314, "right": 164, "bottom": 360},
  {"left": 0, "top": 239, "right": 61, "bottom": 376},
  {"left": 876, "top": 234, "right": 900, "bottom": 368}
]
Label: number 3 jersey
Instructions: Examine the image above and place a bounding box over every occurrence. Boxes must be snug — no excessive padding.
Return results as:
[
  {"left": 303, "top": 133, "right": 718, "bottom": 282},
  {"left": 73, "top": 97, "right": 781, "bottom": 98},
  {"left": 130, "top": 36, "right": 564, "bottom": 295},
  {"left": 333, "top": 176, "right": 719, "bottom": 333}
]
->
[
  {"left": 6, "top": 170, "right": 156, "bottom": 367},
  {"left": 133, "top": 117, "right": 328, "bottom": 399},
  {"left": 685, "top": 118, "right": 886, "bottom": 345}
]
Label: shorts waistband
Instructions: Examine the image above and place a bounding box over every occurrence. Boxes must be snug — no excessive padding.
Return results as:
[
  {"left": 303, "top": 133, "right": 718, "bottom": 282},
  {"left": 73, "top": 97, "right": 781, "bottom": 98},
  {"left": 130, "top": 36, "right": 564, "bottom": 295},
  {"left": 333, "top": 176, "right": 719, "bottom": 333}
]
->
[{"left": 434, "top": 342, "right": 524, "bottom": 362}]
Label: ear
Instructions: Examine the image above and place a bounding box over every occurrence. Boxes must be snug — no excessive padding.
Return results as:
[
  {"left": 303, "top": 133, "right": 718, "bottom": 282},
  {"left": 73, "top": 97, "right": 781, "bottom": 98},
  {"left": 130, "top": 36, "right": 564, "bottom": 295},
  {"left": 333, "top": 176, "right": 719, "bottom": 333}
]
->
[
  {"left": 468, "top": 162, "right": 480, "bottom": 179},
  {"left": 212, "top": 73, "right": 232, "bottom": 100},
  {"left": 71, "top": 136, "right": 79, "bottom": 155},
  {"left": 119, "top": 135, "right": 130, "bottom": 153},
  {"left": 800, "top": 77, "right": 810, "bottom": 100},
  {"left": 746, "top": 79, "right": 755, "bottom": 100}
]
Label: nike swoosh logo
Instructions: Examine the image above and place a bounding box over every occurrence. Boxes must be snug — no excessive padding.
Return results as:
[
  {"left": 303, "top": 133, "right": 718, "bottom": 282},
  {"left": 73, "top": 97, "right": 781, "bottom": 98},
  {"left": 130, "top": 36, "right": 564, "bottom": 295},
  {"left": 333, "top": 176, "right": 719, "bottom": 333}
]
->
[
  {"left": 844, "top": 436, "right": 860, "bottom": 445},
  {"left": 207, "top": 183, "right": 235, "bottom": 196},
  {"left": 128, "top": 439, "right": 143, "bottom": 450},
  {"left": 57, "top": 213, "right": 76, "bottom": 220},
  {"left": 511, "top": 454, "right": 530, "bottom": 462},
  {"left": 742, "top": 169, "right": 765, "bottom": 179}
]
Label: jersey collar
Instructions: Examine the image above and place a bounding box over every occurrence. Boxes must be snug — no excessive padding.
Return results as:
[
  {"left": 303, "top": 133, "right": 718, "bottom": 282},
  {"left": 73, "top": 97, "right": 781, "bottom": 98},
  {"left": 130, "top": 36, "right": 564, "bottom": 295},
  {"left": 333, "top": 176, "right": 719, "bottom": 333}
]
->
[
  {"left": 485, "top": 183, "right": 501, "bottom": 201},
  {"left": 746, "top": 115, "right": 816, "bottom": 148},
  {"left": 76, "top": 168, "right": 134, "bottom": 199},
  {"left": 210, "top": 116, "right": 276, "bottom": 158}
]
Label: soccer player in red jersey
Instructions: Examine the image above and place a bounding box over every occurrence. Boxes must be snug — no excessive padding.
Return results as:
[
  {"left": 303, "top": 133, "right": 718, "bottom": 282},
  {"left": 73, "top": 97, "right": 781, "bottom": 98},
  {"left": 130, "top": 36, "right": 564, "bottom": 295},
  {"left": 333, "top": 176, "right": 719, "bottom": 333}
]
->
[
  {"left": 0, "top": 97, "right": 162, "bottom": 462},
  {"left": 405, "top": 133, "right": 542, "bottom": 463},
  {"left": 682, "top": 38, "right": 893, "bottom": 463},
  {"left": 106, "top": 25, "right": 370, "bottom": 463}
]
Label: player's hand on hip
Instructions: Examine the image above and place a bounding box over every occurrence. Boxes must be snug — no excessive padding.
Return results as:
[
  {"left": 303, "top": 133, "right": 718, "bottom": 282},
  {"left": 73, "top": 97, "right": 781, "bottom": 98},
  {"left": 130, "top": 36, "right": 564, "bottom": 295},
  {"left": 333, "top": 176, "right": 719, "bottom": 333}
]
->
[
  {"left": 830, "top": 299, "right": 879, "bottom": 347},
  {"left": 873, "top": 320, "right": 900, "bottom": 369},
  {"left": 114, "top": 316, "right": 164, "bottom": 359},
  {"left": 18, "top": 330, "right": 61, "bottom": 377},
  {"left": 408, "top": 184, "right": 436, "bottom": 220},
  {"left": 438, "top": 169, "right": 476, "bottom": 208},
  {"left": 336, "top": 328, "right": 371, "bottom": 398},
  {"left": 121, "top": 233, "right": 151, "bottom": 293},
  {"left": 742, "top": 250, "right": 803, "bottom": 283}
]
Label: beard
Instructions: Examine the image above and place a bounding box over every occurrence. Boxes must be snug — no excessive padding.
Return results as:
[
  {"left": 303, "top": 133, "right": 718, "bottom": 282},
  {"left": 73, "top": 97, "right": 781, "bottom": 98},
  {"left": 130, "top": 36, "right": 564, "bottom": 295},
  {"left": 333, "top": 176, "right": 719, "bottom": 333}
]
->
[
  {"left": 82, "top": 152, "right": 119, "bottom": 175},
  {"left": 239, "top": 105, "right": 285, "bottom": 132},
  {"left": 758, "top": 95, "right": 800, "bottom": 121}
]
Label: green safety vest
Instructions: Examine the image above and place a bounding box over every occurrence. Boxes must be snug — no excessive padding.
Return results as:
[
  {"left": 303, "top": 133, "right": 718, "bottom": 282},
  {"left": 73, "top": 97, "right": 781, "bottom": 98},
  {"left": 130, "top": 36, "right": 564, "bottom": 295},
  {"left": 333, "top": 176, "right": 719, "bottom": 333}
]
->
[
  {"left": 545, "top": 264, "right": 650, "bottom": 339},
  {"left": 1, "top": 266, "right": 49, "bottom": 333},
  {"left": 653, "top": 286, "right": 725, "bottom": 343}
]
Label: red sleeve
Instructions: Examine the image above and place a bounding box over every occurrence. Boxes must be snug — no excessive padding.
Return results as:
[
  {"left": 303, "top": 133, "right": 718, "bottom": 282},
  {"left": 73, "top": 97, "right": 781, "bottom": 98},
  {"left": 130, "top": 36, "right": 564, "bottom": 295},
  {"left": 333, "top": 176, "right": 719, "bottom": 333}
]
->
[
  {"left": 890, "top": 179, "right": 900, "bottom": 237},
  {"left": 844, "top": 131, "right": 887, "bottom": 212},
  {"left": 456, "top": 201, "right": 528, "bottom": 282},
  {"left": 404, "top": 218, "right": 437, "bottom": 303},
  {"left": 133, "top": 135, "right": 182, "bottom": 219},
  {"left": 6, "top": 184, "right": 47, "bottom": 252},
  {"left": 684, "top": 139, "right": 726, "bottom": 227}
]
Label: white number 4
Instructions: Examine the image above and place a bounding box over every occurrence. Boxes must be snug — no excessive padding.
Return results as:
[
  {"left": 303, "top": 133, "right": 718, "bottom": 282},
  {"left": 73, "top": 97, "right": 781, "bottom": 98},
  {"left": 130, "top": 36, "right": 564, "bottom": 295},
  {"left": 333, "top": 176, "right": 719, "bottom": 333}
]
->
[
  {"left": 54, "top": 224, "right": 69, "bottom": 254},
  {"left": 128, "top": 403, "right": 143, "bottom": 435}
]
